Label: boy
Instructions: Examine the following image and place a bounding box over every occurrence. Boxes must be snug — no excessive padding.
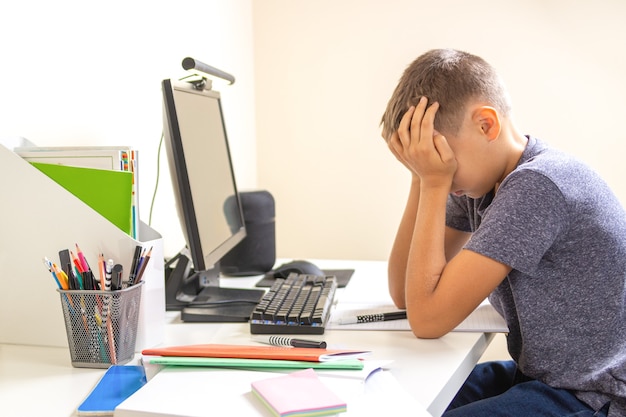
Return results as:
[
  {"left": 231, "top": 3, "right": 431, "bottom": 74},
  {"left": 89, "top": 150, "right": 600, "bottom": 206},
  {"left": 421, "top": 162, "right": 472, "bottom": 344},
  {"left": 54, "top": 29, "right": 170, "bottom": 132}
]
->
[{"left": 380, "top": 49, "right": 626, "bottom": 416}]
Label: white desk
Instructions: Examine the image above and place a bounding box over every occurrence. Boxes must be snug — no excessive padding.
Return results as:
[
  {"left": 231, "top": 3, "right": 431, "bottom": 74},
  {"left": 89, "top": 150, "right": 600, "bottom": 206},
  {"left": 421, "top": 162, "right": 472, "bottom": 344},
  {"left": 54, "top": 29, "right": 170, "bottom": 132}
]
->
[{"left": 0, "top": 260, "right": 493, "bottom": 417}]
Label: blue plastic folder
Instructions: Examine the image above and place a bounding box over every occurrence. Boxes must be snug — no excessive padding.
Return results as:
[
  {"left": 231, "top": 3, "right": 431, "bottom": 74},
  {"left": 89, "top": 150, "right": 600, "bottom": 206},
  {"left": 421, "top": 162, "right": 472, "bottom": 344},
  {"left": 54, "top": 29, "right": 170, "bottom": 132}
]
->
[
  {"left": 31, "top": 162, "right": 133, "bottom": 235},
  {"left": 77, "top": 365, "right": 147, "bottom": 416}
]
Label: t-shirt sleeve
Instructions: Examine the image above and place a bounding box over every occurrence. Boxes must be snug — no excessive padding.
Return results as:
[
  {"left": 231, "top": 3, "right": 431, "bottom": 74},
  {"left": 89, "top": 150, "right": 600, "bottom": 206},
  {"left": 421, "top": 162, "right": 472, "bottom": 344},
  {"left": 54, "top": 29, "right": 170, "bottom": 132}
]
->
[{"left": 465, "top": 170, "right": 568, "bottom": 275}]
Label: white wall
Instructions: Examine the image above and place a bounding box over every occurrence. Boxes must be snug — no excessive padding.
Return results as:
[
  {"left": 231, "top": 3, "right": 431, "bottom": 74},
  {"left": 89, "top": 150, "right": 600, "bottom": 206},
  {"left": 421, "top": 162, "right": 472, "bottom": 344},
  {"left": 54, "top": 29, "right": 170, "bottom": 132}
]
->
[
  {"left": 253, "top": 0, "right": 626, "bottom": 261},
  {"left": 2, "top": 1, "right": 626, "bottom": 264},
  {"left": 0, "top": 0, "right": 256, "bottom": 258}
]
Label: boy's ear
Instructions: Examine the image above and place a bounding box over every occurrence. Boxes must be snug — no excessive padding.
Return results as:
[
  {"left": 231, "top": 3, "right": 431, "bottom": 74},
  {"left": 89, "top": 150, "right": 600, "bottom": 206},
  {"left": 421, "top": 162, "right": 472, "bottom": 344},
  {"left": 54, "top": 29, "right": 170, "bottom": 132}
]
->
[{"left": 473, "top": 106, "right": 500, "bottom": 141}]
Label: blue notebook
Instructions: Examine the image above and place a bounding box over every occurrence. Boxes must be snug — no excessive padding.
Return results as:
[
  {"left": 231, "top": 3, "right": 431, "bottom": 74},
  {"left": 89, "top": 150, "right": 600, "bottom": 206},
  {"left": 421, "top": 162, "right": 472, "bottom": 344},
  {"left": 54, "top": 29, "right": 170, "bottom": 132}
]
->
[{"left": 77, "top": 365, "right": 147, "bottom": 416}]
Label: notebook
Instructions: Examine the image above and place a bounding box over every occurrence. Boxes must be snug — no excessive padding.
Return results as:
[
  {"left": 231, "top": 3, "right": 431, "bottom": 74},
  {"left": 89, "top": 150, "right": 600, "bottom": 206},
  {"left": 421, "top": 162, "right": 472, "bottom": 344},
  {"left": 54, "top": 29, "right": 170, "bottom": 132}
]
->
[
  {"left": 142, "top": 344, "right": 370, "bottom": 363},
  {"left": 144, "top": 356, "right": 364, "bottom": 370},
  {"left": 251, "top": 368, "right": 347, "bottom": 417}
]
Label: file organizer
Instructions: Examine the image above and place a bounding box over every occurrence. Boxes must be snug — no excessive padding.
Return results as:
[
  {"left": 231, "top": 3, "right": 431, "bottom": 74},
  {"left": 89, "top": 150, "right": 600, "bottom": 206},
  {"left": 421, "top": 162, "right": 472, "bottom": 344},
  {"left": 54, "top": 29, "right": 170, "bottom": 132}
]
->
[{"left": 0, "top": 144, "right": 164, "bottom": 350}]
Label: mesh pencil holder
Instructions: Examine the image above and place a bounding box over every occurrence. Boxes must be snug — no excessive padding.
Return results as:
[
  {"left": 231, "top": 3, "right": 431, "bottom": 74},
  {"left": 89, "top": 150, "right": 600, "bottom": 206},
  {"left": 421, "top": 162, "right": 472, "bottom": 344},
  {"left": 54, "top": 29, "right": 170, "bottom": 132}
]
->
[{"left": 57, "top": 282, "right": 143, "bottom": 368}]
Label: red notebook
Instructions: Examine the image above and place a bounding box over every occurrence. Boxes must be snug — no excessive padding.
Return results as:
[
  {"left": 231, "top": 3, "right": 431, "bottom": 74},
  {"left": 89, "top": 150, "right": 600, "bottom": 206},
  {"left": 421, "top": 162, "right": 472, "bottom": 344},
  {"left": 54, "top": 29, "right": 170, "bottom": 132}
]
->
[
  {"left": 142, "top": 344, "right": 369, "bottom": 363},
  {"left": 251, "top": 368, "right": 347, "bottom": 417}
]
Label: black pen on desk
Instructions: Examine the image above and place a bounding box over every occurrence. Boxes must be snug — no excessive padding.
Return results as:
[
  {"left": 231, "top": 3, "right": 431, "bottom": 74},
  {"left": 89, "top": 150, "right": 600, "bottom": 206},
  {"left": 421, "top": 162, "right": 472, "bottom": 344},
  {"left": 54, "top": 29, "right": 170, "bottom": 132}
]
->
[
  {"left": 253, "top": 335, "right": 327, "bottom": 349},
  {"left": 338, "top": 310, "right": 407, "bottom": 325}
]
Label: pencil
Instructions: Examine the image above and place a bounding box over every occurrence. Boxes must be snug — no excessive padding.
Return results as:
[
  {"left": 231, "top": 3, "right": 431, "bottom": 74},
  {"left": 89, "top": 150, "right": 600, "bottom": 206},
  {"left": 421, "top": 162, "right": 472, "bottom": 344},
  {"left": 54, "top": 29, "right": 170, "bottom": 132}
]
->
[
  {"left": 75, "top": 243, "right": 91, "bottom": 273},
  {"left": 98, "top": 253, "right": 106, "bottom": 290}
]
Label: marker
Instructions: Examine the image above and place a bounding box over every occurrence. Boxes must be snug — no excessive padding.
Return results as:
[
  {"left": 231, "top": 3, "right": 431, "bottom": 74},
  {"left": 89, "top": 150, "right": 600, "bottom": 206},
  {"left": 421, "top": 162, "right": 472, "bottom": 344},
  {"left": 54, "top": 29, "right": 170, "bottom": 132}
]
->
[
  {"left": 58, "top": 249, "right": 72, "bottom": 280},
  {"left": 338, "top": 310, "right": 407, "bottom": 325},
  {"left": 253, "top": 335, "right": 327, "bottom": 349},
  {"left": 111, "top": 264, "right": 123, "bottom": 290},
  {"left": 83, "top": 270, "right": 97, "bottom": 291}
]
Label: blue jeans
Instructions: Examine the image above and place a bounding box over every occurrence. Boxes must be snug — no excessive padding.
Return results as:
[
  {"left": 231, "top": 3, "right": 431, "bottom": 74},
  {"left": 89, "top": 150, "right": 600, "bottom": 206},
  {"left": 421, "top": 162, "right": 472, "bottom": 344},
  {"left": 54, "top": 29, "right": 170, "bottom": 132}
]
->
[{"left": 443, "top": 361, "right": 610, "bottom": 417}]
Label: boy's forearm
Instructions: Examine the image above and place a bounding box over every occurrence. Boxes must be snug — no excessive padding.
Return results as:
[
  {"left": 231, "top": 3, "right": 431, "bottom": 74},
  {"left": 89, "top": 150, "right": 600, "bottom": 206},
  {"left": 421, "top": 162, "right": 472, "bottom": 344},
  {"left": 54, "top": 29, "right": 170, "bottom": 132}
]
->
[
  {"left": 388, "top": 176, "right": 421, "bottom": 308},
  {"left": 405, "top": 184, "right": 449, "bottom": 327}
]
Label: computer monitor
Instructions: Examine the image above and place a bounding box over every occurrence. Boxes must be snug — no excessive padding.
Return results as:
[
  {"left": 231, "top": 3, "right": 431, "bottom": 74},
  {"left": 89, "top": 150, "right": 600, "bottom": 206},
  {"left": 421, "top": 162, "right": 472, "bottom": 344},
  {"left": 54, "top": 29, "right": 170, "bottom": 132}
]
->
[{"left": 161, "top": 78, "right": 264, "bottom": 322}]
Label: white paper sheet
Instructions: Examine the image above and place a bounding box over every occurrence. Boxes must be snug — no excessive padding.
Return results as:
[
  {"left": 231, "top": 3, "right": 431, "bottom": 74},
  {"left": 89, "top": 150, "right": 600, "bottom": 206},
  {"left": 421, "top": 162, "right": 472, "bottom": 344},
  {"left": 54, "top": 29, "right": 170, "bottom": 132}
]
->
[{"left": 327, "top": 301, "right": 508, "bottom": 333}]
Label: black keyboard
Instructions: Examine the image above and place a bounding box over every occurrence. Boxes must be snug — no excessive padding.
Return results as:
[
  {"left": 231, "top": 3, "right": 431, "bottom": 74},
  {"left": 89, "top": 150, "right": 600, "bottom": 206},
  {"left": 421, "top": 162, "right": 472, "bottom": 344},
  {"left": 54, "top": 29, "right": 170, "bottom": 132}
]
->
[{"left": 250, "top": 273, "right": 337, "bottom": 335}]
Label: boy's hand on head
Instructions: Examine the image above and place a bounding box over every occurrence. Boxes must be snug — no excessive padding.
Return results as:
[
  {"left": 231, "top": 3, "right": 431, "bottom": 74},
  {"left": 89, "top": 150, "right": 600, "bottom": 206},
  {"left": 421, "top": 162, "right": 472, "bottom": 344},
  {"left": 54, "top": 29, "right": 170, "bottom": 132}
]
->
[
  {"left": 386, "top": 130, "right": 417, "bottom": 175},
  {"left": 390, "top": 97, "right": 457, "bottom": 189}
]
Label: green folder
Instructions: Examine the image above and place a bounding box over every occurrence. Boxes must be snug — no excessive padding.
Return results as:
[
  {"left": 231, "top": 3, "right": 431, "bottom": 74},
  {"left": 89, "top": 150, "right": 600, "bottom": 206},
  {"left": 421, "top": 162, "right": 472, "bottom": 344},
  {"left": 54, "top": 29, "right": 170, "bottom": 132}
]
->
[
  {"left": 31, "top": 162, "right": 133, "bottom": 235},
  {"left": 146, "top": 356, "right": 365, "bottom": 370}
]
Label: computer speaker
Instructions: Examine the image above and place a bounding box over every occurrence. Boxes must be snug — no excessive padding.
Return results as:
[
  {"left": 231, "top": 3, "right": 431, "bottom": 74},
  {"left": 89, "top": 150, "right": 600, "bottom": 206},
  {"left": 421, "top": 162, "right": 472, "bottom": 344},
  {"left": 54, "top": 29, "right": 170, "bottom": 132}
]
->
[{"left": 220, "top": 190, "right": 276, "bottom": 276}]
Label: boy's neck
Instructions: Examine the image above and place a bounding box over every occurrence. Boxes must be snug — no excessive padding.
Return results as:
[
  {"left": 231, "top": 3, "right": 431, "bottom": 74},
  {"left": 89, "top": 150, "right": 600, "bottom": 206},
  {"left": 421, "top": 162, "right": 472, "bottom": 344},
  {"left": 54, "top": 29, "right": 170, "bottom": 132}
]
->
[{"left": 495, "top": 123, "right": 528, "bottom": 193}]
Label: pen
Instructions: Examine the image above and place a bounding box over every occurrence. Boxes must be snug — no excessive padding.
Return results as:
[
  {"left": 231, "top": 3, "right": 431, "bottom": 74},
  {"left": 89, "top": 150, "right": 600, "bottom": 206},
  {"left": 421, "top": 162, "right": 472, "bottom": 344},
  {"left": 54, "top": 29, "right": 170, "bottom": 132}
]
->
[
  {"left": 43, "top": 258, "right": 62, "bottom": 289},
  {"left": 105, "top": 259, "right": 114, "bottom": 291},
  {"left": 128, "top": 245, "right": 142, "bottom": 286},
  {"left": 66, "top": 262, "right": 78, "bottom": 290},
  {"left": 103, "top": 258, "right": 117, "bottom": 362},
  {"left": 338, "top": 310, "right": 407, "bottom": 325},
  {"left": 134, "top": 246, "right": 152, "bottom": 284},
  {"left": 84, "top": 270, "right": 94, "bottom": 291},
  {"left": 253, "top": 335, "right": 327, "bottom": 349}
]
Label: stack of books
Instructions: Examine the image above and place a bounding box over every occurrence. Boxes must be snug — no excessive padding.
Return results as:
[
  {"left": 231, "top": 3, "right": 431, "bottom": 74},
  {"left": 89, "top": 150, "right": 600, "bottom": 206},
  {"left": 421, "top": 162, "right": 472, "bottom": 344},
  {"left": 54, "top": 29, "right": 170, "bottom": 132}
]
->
[
  {"left": 141, "top": 343, "right": 369, "bottom": 370},
  {"left": 111, "top": 343, "right": 368, "bottom": 416}
]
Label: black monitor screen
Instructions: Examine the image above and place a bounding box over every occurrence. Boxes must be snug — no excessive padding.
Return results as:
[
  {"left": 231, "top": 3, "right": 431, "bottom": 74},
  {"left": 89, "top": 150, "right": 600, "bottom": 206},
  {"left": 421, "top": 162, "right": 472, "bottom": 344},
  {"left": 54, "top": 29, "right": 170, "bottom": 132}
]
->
[{"left": 162, "top": 79, "right": 245, "bottom": 273}]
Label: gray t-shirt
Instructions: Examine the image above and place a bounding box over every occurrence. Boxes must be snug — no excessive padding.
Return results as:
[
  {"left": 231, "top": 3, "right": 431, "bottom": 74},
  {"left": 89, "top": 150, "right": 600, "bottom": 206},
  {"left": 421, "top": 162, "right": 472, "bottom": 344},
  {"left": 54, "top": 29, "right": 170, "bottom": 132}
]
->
[{"left": 446, "top": 137, "right": 626, "bottom": 416}]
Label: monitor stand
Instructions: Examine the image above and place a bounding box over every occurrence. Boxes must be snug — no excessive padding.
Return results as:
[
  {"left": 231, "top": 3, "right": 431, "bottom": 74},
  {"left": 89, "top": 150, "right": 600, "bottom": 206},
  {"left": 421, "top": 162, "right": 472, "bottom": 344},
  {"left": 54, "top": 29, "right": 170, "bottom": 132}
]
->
[{"left": 165, "top": 253, "right": 265, "bottom": 322}]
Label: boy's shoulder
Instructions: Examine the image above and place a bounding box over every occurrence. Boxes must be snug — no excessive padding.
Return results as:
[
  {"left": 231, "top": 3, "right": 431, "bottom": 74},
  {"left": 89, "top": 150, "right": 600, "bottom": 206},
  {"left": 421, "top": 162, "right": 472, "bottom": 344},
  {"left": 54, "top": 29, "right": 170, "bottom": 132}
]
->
[
  {"left": 519, "top": 137, "right": 572, "bottom": 166},
  {"left": 513, "top": 137, "right": 600, "bottom": 186}
]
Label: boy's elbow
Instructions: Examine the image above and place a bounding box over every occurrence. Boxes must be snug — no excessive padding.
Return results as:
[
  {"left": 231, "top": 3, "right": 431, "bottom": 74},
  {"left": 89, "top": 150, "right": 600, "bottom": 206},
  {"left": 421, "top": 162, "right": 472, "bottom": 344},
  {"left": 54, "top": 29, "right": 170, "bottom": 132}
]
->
[
  {"left": 406, "top": 309, "right": 451, "bottom": 339},
  {"left": 389, "top": 289, "right": 406, "bottom": 310},
  {"left": 410, "top": 326, "right": 448, "bottom": 339},
  {"left": 387, "top": 279, "right": 406, "bottom": 309}
]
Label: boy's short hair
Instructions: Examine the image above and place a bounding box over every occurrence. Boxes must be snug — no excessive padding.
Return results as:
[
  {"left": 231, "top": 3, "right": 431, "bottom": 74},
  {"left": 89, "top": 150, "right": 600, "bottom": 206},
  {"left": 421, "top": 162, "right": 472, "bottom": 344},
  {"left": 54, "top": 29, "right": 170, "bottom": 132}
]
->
[{"left": 380, "top": 49, "right": 512, "bottom": 140}]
